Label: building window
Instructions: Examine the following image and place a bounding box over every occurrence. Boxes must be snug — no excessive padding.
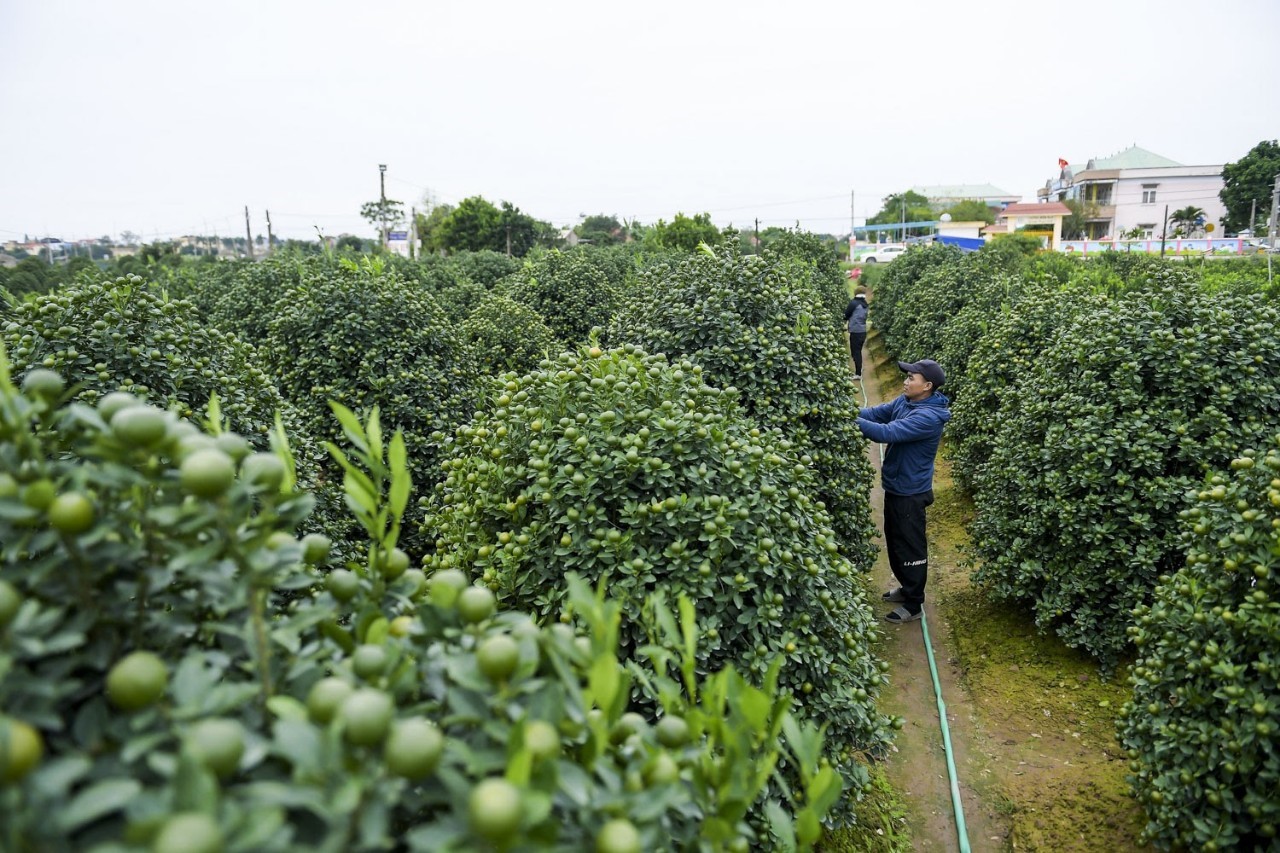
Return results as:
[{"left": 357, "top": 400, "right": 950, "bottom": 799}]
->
[
  {"left": 1141, "top": 185, "right": 1158, "bottom": 204},
  {"left": 1138, "top": 223, "right": 1156, "bottom": 239}
]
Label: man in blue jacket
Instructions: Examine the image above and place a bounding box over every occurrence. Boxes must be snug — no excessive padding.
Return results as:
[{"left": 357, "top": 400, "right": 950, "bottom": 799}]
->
[{"left": 856, "top": 359, "right": 950, "bottom": 623}]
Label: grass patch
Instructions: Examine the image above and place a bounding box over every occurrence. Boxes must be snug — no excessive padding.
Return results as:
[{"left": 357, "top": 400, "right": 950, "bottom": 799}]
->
[
  {"left": 928, "top": 457, "right": 1151, "bottom": 850},
  {"left": 818, "top": 764, "right": 913, "bottom": 852}
]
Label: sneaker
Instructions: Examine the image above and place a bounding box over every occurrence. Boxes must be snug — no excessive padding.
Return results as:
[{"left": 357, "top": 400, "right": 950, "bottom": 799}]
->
[
  {"left": 884, "top": 606, "right": 923, "bottom": 624},
  {"left": 882, "top": 587, "right": 906, "bottom": 603},
  {"left": 852, "top": 374, "right": 862, "bottom": 380}
]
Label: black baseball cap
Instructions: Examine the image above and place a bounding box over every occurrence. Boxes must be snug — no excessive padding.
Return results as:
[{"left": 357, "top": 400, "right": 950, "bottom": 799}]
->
[{"left": 898, "top": 359, "right": 945, "bottom": 388}]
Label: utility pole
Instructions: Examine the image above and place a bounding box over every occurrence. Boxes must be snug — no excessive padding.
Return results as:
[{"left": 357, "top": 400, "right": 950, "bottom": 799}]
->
[
  {"left": 265, "top": 210, "right": 274, "bottom": 254},
  {"left": 900, "top": 197, "right": 906, "bottom": 243},
  {"left": 754, "top": 218, "right": 760, "bottom": 252},
  {"left": 379, "top": 164, "right": 388, "bottom": 250},
  {"left": 1159, "top": 204, "right": 1169, "bottom": 258},
  {"left": 849, "top": 190, "right": 857, "bottom": 259},
  {"left": 1267, "top": 173, "right": 1279, "bottom": 285},
  {"left": 244, "top": 206, "right": 254, "bottom": 261},
  {"left": 505, "top": 224, "right": 512, "bottom": 257},
  {"left": 409, "top": 206, "right": 417, "bottom": 260},
  {"left": 1250, "top": 198, "right": 1257, "bottom": 235}
]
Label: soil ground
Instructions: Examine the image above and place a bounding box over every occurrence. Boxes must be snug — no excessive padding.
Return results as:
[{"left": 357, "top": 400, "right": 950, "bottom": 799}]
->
[{"left": 823, "top": 327, "right": 1150, "bottom": 852}]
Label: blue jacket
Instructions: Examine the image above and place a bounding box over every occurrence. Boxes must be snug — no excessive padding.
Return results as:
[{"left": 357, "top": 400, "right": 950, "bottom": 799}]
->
[{"left": 857, "top": 392, "right": 951, "bottom": 496}]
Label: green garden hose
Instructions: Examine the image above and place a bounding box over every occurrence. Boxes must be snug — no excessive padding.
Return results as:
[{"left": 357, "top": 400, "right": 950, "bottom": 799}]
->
[
  {"left": 855, "top": 369, "right": 972, "bottom": 853},
  {"left": 920, "top": 610, "right": 971, "bottom": 852}
]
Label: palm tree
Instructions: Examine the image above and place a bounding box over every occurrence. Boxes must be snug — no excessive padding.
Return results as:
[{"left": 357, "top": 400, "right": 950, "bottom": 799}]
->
[{"left": 1169, "top": 206, "right": 1206, "bottom": 238}]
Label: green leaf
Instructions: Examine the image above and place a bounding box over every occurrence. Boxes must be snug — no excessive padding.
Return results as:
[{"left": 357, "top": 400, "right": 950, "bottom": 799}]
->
[
  {"left": 57, "top": 778, "right": 143, "bottom": 833},
  {"left": 328, "top": 401, "right": 369, "bottom": 454},
  {"left": 388, "top": 433, "right": 410, "bottom": 519},
  {"left": 764, "top": 799, "right": 797, "bottom": 853},
  {"left": 366, "top": 406, "right": 383, "bottom": 467},
  {"left": 204, "top": 391, "right": 224, "bottom": 435},
  {"left": 267, "top": 695, "right": 309, "bottom": 722},
  {"left": 588, "top": 653, "right": 620, "bottom": 714},
  {"left": 272, "top": 719, "right": 323, "bottom": 776},
  {"left": 173, "top": 747, "right": 221, "bottom": 813},
  {"left": 269, "top": 411, "right": 298, "bottom": 493},
  {"left": 808, "top": 765, "right": 843, "bottom": 816}
]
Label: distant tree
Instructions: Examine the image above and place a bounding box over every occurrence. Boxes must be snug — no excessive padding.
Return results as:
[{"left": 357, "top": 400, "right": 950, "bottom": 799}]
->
[
  {"left": 1061, "top": 199, "right": 1088, "bottom": 240},
  {"left": 139, "top": 242, "right": 178, "bottom": 263},
  {"left": 359, "top": 198, "right": 406, "bottom": 245},
  {"left": 648, "top": 212, "right": 720, "bottom": 252},
  {"left": 497, "top": 201, "right": 540, "bottom": 257},
  {"left": 4, "top": 257, "right": 52, "bottom": 297},
  {"left": 416, "top": 203, "right": 455, "bottom": 254},
  {"left": 867, "top": 191, "right": 934, "bottom": 238},
  {"left": 120, "top": 230, "right": 139, "bottom": 246},
  {"left": 991, "top": 231, "right": 1044, "bottom": 257},
  {"left": 436, "top": 196, "right": 502, "bottom": 254},
  {"left": 279, "top": 239, "right": 324, "bottom": 256},
  {"left": 336, "top": 235, "right": 366, "bottom": 253},
  {"left": 578, "top": 214, "right": 623, "bottom": 245},
  {"left": 533, "top": 219, "right": 564, "bottom": 250},
  {"left": 1220, "top": 140, "right": 1280, "bottom": 234},
  {"left": 1169, "top": 205, "right": 1207, "bottom": 237},
  {"left": 65, "top": 256, "right": 96, "bottom": 279},
  {"left": 943, "top": 200, "right": 996, "bottom": 224}
]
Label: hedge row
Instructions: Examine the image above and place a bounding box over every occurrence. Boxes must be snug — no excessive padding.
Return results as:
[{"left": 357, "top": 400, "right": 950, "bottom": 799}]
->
[
  {"left": 0, "top": 366, "right": 842, "bottom": 851},
  {"left": 871, "top": 244, "right": 1280, "bottom": 846}
]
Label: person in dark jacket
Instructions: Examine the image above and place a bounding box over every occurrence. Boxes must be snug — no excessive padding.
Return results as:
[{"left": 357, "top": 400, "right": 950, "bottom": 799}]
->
[
  {"left": 856, "top": 359, "right": 950, "bottom": 623},
  {"left": 843, "top": 289, "right": 869, "bottom": 379}
]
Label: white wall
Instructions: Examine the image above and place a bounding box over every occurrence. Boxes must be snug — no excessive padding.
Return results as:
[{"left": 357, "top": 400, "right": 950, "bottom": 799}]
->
[{"left": 1112, "top": 170, "right": 1227, "bottom": 236}]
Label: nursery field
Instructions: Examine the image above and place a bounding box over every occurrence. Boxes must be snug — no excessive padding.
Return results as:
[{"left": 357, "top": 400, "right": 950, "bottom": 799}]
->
[{"left": 0, "top": 236, "right": 1276, "bottom": 851}]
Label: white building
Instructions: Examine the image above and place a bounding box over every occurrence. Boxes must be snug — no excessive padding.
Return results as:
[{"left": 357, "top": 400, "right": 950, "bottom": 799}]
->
[
  {"left": 912, "top": 183, "right": 1020, "bottom": 210},
  {"left": 1037, "top": 145, "right": 1227, "bottom": 239}
]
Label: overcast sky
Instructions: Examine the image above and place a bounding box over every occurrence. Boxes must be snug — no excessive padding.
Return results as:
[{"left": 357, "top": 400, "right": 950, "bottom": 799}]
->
[{"left": 2, "top": 0, "right": 1277, "bottom": 243}]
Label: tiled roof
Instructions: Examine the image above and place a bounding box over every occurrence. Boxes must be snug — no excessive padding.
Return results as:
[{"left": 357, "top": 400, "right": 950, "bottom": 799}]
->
[
  {"left": 1003, "top": 203, "right": 1072, "bottom": 216},
  {"left": 1085, "top": 146, "right": 1182, "bottom": 170},
  {"left": 912, "top": 184, "right": 1018, "bottom": 199}
]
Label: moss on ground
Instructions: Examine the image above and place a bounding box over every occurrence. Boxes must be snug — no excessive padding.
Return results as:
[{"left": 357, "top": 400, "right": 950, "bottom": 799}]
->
[
  {"left": 818, "top": 764, "right": 912, "bottom": 852},
  {"left": 929, "top": 459, "right": 1150, "bottom": 851}
]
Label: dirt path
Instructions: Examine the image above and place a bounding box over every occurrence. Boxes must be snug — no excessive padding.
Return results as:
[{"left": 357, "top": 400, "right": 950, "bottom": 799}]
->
[
  {"left": 856, "top": 329, "right": 1148, "bottom": 852},
  {"left": 856, "top": 335, "right": 1010, "bottom": 853}
]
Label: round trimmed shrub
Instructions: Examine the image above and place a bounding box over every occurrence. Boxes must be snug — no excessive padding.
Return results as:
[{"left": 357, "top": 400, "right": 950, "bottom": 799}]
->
[
  {"left": 445, "top": 249, "right": 521, "bottom": 287},
  {"left": 1, "top": 275, "right": 311, "bottom": 448},
  {"left": 969, "top": 280, "right": 1280, "bottom": 667},
  {"left": 433, "top": 278, "right": 491, "bottom": 324},
  {"left": 203, "top": 256, "right": 308, "bottom": 345},
  {"left": 460, "top": 293, "right": 558, "bottom": 376},
  {"left": 762, "top": 229, "right": 849, "bottom": 325},
  {"left": 0, "top": 274, "right": 352, "bottom": 547},
  {"left": 260, "top": 261, "right": 479, "bottom": 504},
  {"left": 500, "top": 249, "right": 620, "bottom": 345},
  {"left": 421, "top": 344, "right": 893, "bottom": 786},
  {"left": 947, "top": 279, "right": 1103, "bottom": 492},
  {"left": 1120, "top": 438, "right": 1280, "bottom": 850},
  {"left": 608, "top": 247, "right": 877, "bottom": 565}
]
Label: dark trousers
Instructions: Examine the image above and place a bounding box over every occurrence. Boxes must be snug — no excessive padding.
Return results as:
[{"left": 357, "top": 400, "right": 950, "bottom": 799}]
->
[
  {"left": 849, "top": 332, "right": 866, "bottom": 375},
  {"left": 884, "top": 490, "right": 933, "bottom": 610}
]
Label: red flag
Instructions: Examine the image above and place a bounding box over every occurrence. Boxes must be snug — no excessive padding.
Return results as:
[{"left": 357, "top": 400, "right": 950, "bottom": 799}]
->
[{"left": 1058, "top": 158, "right": 1069, "bottom": 169}]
